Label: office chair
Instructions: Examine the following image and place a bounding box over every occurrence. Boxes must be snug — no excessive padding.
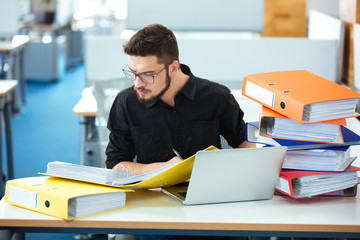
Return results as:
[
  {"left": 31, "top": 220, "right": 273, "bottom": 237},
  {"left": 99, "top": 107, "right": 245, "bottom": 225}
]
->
[{"left": 92, "top": 77, "right": 133, "bottom": 168}]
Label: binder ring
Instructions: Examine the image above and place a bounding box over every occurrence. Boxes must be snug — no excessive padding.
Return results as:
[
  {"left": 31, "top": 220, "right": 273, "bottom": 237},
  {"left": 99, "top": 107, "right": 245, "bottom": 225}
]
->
[
  {"left": 115, "top": 164, "right": 136, "bottom": 176},
  {"left": 280, "top": 102, "right": 286, "bottom": 109}
]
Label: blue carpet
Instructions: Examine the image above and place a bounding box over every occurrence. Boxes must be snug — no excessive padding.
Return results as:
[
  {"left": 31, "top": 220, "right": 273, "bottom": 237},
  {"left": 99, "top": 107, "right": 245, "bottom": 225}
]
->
[
  {"left": 12, "top": 65, "right": 85, "bottom": 178},
  {"left": 8, "top": 64, "right": 86, "bottom": 240}
]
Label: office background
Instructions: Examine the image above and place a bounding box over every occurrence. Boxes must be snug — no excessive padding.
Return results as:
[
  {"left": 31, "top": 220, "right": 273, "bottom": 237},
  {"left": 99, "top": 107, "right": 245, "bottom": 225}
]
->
[{"left": 1, "top": 0, "right": 360, "bottom": 239}]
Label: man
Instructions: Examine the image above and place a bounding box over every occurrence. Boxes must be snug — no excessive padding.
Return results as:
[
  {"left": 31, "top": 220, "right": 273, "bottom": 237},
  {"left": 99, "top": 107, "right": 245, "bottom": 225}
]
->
[{"left": 105, "top": 23, "right": 255, "bottom": 175}]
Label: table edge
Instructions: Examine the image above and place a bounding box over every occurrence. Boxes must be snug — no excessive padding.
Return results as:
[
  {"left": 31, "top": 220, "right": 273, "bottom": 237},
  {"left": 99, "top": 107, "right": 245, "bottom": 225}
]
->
[{"left": 1, "top": 220, "right": 360, "bottom": 233}]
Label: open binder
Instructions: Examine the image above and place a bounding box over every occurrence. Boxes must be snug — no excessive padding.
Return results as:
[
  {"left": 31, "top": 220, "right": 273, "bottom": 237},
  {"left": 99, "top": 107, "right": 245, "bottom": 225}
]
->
[
  {"left": 43, "top": 146, "right": 218, "bottom": 190},
  {"left": 44, "top": 161, "right": 176, "bottom": 187},
  {"left": 242, "top": 70, "right": 360, "bottom": 124}
]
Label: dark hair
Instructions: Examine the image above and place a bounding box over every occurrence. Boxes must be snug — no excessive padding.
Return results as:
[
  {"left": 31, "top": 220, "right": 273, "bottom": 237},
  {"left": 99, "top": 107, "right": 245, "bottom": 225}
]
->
[{"left": 123, "top": 24, "right": 179, "bottom": 65}]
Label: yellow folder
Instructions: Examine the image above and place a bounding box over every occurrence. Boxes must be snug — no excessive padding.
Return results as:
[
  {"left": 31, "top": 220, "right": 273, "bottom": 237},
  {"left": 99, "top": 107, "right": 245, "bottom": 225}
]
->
[
  {"left": 121, "top": 145, "right": 219, "bottom": 189},
  {"left": 5, "top": 176, "right": 133, "bottom": 220}
]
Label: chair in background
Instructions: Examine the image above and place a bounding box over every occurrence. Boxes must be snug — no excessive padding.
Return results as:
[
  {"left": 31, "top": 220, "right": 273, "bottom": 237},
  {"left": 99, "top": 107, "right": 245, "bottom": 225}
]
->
[{"left": 92, "top": 78, "right": 133, "bottom": 167}]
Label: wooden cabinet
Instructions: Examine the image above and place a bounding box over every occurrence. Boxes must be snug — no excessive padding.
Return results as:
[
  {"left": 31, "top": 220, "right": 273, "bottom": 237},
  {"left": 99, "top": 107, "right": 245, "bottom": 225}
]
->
[
  {"left": 339, "top": 0, "right": 360, "bottom": 87},
  {"left": 262, "top": 0, "right": 307, "bottom": 37}
]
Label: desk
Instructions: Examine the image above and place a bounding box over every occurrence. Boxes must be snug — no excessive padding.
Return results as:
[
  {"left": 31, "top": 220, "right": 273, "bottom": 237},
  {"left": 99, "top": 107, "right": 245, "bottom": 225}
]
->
[
  {"left": 0, "top": 80, "right": 18, "bottom": 197},
  {"left": 1, "top": 189, "right": 360, "bottom": 239},
  {"left": 4, "top": 90, "right": 360, "bottom": 239},
  {"left": 73, "top": 88, "right": 101, "bottom": 167},
  {"left": 0, "top": 35, "right": 29, "bottom": 108}
]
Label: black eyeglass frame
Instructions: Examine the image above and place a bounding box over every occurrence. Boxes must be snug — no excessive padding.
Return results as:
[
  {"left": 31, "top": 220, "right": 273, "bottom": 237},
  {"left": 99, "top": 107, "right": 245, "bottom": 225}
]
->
[{"left": 122, "top": 63, "right": 171, "bottom": 84}]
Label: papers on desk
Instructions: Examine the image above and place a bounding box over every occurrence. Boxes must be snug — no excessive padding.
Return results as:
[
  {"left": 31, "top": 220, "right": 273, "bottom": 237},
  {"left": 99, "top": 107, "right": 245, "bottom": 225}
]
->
[
  {"left": 264, "top": 117, "right": 343, "bottom": 143},
  {"left": 246, "top": 122, "right": 360, "bottom": 150},
  {"left": 303, "top": 99, "right": 359, "bottom": 123},
  {"left": 283, "top": 146, "right": 356, "bottom": 172},
  {"left": 292, "top": 172, "right": 357, "bottom": 198},
  {"left": 259, "top": 106, "right": 347, "bottom": 144},
  {"left": 68, "top": 192, "right": 126, "bottom": 219},
  {"left": 44, "top": 161, "right": 175, "bottom": 186}
]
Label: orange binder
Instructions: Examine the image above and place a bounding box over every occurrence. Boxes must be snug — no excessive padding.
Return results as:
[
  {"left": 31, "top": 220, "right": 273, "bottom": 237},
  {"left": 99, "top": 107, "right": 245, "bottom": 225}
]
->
[
  {"left": 259, "top": 106, "right": 347, "bottom": 144},
  {"left": 275, "top": 166, "right": 360, "bottom": 199},
  {"left": 242, "top": 70, "right": 360, "bottom": 124}
]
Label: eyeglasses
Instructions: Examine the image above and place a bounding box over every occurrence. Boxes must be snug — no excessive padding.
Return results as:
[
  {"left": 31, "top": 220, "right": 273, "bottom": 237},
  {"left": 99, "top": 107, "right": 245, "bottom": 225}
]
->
[{"left": 122, "top": 63, "right": 171, "bottom": 84}]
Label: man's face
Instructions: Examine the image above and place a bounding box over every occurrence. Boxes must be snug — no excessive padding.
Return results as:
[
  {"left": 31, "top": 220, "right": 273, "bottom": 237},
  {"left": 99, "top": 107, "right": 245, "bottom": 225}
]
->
[{"left": 127, "top": 55, "right": 171, "bottom": 105}]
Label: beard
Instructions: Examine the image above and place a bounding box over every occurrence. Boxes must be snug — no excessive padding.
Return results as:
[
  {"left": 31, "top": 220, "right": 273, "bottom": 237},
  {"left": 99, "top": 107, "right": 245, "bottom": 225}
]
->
[{"left": 135, "top": 69, "right": 171, "bottom": 105}]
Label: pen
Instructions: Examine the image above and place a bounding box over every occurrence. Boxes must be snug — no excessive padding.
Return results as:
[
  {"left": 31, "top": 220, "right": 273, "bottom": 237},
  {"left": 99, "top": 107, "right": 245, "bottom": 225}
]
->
[{"left": 172, "top": 148, "right": 183, "bottom": 159}]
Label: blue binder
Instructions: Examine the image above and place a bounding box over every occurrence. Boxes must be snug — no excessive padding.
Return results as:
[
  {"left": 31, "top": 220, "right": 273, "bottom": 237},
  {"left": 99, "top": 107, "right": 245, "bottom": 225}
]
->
[{"left": 246, "top": 121, "right": 360, "bottom": 150}]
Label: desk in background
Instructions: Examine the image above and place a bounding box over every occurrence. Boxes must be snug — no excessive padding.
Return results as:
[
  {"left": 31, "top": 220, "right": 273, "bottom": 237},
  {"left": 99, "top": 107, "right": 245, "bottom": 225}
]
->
[
  {"left": 0, "top": 35, "right": 29, "bottom": 109},
  {"left": 0, "top": 80, "right": 18, "bottom": 197},
  {"left": 1, "top": 188, "right": 360, "bottom": 239},
  {"left": 73, "top": 88, "right": 101, "bottom": 167}
]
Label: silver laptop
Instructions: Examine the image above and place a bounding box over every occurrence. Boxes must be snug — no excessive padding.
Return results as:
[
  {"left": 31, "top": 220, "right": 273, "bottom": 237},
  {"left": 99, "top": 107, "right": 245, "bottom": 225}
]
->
[{"left": 161, "top": 147, "right": 287, "bottom": 205}]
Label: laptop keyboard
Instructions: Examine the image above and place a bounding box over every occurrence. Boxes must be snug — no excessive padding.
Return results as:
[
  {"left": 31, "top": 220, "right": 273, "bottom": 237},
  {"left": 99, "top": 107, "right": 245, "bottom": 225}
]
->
[{"left": 178, "top": 191, "right": 187, "bottom": 198}]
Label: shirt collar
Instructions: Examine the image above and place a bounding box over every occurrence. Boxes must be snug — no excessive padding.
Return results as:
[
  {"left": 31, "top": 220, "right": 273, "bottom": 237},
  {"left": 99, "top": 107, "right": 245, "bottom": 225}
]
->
[
  {"left": 179, "top": 64, "right": 196, "bottom": 101},
  {"left": 143, "top": 64, "right": 196, "bottom": 108}
]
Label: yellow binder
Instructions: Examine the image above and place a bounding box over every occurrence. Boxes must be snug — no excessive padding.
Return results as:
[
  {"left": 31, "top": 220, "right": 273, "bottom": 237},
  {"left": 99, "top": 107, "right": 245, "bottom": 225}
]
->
[{"left": 5, "top": 176, "right": 133, "bottom": 220}]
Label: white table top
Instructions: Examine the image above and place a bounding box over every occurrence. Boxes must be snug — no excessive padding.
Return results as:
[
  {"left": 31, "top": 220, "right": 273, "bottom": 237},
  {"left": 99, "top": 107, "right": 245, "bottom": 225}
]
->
[
  {"left": 0, "top": 189, "right": 360, "bottom": 236},
  {"left": 73, "top": 88, "right": 97, "bottom": 117},
  {"left": 0, "top": 35, "right": 29, "bottom": 52},
  {"left": 0, "top": 80, "right": 18, "bottom": 97}
]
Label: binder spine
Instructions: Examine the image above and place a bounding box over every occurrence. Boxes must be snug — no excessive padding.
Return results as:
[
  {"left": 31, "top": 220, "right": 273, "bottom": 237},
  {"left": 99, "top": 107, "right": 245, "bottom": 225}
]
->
[
  {"left": 243, "top": 80, "right": 275, "bottom": 107},
  {"left": 5, "top": 181, "right": 69, "bottom": 220},
  {"left": 275, "top": 177, "right": 294, "bottom": 197},
  {"left": 5, "top": 185, "right": 38, "bottom": 209}
]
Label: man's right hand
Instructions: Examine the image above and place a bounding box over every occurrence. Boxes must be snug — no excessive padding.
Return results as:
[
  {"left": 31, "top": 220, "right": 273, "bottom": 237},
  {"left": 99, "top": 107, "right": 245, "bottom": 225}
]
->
[
  {"left": 113, "top": 156, "right": 183, "bottom": 176},
  {"left": 167, "top": 156, "right": 183, "bottom": 164}
]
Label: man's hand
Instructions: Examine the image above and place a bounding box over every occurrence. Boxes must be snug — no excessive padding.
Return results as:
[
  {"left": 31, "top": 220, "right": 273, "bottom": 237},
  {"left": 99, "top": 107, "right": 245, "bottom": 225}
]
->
[
  {"left": 167, "top": 156, "right": 183, "bottom": 164},
  {"left": 238, "top": 140, "right": 256, "bottom": 148},
  {"left": 113, "top": 156, "right": 183, "bottom": 176}
]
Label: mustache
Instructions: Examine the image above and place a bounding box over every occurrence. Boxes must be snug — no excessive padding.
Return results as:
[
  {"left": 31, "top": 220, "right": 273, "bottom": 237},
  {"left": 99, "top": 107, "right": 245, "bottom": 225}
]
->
[{"left": 134, "top": 86, "right": 149, "bottom": 92}]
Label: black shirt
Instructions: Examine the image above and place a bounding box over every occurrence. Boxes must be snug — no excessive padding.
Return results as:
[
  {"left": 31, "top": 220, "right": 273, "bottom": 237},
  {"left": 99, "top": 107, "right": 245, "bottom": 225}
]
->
[{"left": 105, "top": 64, "right": 246, "bottom": 169}]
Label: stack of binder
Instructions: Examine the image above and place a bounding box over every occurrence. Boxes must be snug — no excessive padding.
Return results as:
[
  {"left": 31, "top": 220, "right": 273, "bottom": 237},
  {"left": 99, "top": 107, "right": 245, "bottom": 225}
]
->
[{"left": 242, "top": 70, "right": 360, "bottom": 199}]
